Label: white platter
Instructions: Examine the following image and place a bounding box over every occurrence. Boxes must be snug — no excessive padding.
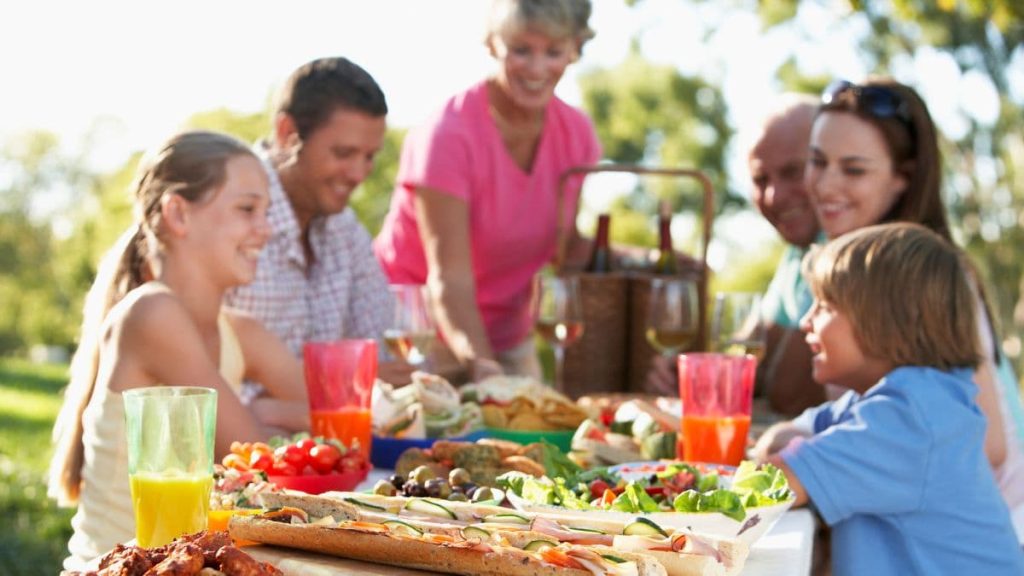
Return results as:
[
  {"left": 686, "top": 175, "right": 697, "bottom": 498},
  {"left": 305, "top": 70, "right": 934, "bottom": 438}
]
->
[{"left": 507, "top": 461, "right": 794, "bottom": 546}]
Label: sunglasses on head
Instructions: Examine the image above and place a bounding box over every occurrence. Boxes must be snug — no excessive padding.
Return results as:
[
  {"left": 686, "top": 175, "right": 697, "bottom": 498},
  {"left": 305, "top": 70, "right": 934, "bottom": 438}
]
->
[{"left": 821, "top": 80, "right": 913, "bottom": 125}]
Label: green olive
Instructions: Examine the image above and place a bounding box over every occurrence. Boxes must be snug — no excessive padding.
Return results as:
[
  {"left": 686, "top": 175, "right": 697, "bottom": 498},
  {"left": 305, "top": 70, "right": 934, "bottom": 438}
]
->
[
  {"left": 448, "top": 491, "right": 468, "bottom": 502},
  {"left": 373, "top": 479, "right": 398, "bottom": 496},
  {"left": 411, "top": 465, "right": 436, "bottom": 485},
  {"left": 448, "top": 467, "right": 472, "bottom": 486},
  {"left": 471, "top": 486, "right": 495, "bottom": 502}
]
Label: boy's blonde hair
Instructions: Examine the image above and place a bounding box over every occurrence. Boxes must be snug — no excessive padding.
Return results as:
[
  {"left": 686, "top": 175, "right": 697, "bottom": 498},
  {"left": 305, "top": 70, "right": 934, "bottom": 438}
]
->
[{"left": 802, "top": 222, "right": 981, "bottom": 370}]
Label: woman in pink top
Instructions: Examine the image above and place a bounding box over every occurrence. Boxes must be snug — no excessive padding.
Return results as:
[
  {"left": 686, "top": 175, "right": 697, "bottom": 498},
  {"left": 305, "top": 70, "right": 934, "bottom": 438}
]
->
[{"left": 375, "top": 0, "right": 601, "bottom": 382}]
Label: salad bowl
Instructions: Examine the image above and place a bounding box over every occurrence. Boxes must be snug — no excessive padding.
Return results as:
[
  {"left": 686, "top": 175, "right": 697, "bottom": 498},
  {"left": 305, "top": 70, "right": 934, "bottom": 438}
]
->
[{"left": 502, "top": 460, "right": 795, "bottom": 546}]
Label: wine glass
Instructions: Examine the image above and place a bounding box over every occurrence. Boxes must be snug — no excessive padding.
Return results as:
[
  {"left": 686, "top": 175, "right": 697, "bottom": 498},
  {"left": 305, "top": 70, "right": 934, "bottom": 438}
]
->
[
  {"left": 383, "top": 284, "right": 436, "bottom": 367},
  {"left": 711, "top": 291, "right": 766, "bottom": 360},
  {"left": 645, "top": 277, "right": 699, "bottom": 357},
  {"left": 532, "top": 274, "right": 584, "bottom": 392}
]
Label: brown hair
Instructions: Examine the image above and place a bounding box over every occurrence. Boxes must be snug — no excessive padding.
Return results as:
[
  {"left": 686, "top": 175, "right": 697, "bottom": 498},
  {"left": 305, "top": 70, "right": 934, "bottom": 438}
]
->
[
  {"left": 486, "top": 0, "right": 595, "bottom": 54},
  {"left": 273, "top": 57, "right": 387, "bottom": 143},
  {"left": 48, "top": 131, "right": 256, "bottom": 506},
  {"left": 803, "top": 222, "right": 980, "bottom": 370},
  {"left": 816, "top": 77, "right": 949, "bottom": 240}
]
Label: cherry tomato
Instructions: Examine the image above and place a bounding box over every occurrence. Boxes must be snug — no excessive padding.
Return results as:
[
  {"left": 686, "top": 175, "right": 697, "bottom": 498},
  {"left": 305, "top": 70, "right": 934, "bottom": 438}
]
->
[
  {"left": 270, "top": 460, "right": 299, "bottom": 477},
  {"left": 295, "top": 437, "right": 317, "bottom": 459},
  {"left": 222, "top": 453, "right": 249, "bottom": 471},
  {"left": 229, "top": 441, "right": 248, "bottom": 457},
  {"left": 250, "top": 442, "right": 273, "bottom": 455},
  {"left": 275, "top": 444, "right": 308, "bottom": 468},
  {"left": 589, "top": 479, "right": 611, "bottom": 500},
  {"left": 336, "top": 452, "right": 366, "bottom": 473},
  {"left": 309, "top": 444, "right": 342, "bottom": 475},
  {"left": 249, "top": 449, "right": 273, "bottom": 472}
]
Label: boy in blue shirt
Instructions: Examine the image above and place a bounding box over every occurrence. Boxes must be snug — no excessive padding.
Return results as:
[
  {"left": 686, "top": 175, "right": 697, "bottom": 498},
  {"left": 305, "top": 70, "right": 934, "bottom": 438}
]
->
[{"left": 758, "top": 222, "right": 1023, "bottom": 575}]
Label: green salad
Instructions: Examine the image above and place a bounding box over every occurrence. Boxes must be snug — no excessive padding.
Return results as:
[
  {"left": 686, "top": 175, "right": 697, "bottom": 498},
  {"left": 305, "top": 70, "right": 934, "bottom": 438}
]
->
[{"left": 498, "top": 460, "right": 793, "bottom": 522}]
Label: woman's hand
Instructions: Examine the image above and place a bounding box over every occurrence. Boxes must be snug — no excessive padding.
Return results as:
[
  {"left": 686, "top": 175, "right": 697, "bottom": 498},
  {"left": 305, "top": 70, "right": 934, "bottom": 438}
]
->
[{"left": 470, "top": 357, "right": 504, "bottom": 383}]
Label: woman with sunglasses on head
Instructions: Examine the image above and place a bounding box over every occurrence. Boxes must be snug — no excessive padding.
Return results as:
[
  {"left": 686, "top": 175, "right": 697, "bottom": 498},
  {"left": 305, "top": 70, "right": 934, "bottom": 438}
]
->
[{"left": 755, "top": 77, "right": 1024, "bottom": 543}]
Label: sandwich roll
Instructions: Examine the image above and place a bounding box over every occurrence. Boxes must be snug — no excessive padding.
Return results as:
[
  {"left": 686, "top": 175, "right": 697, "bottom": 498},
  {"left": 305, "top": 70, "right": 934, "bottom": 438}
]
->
[{"left": 228, "top": 514, "right": 661, "bottom": 576}]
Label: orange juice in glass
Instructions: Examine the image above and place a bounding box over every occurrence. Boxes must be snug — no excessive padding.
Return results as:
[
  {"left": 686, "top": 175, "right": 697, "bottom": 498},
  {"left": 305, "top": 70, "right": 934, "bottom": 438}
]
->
[
  {"left": 303, "top": 339, "right": 377, "bottom": 454},
  {"left": 311, "top": 406, "right": 372, "bottom": 453},
  {"left": 131, "top": 472, "right": 212, "bottom": 547},
  {"left": 677, "top": 353, "right": 756, "bottom": 466},
  {"left": 123, "top": 386, "right": 216, "bottom": 547}
]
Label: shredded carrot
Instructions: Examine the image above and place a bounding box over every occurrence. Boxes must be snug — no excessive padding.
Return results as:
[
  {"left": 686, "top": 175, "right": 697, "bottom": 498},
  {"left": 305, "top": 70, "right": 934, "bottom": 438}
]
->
[{"left": 539, "top": 547, "right": 584, "bottom": 569}]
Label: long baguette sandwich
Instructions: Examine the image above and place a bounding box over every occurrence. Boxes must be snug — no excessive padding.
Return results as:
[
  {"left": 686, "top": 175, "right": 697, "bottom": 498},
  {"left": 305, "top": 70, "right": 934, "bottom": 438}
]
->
[
  {"left": 230, "top": 505, "right": 662, "bottom": 576},
  {"left": 229, "top": 490, "right": 746, "bottom": 576}
]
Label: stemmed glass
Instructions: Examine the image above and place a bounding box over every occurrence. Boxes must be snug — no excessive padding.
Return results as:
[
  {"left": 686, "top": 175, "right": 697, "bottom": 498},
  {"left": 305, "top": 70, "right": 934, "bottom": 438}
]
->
[
  {"left": 383, "top": 284, "right": 436, "bottom": 368},
  {"left": 711, "top": 291, "right": 766, "bottom": 361},
  {"left": 645, "top": 277, "right": 700, "bottom": 357},
  {"left": 532, "top": 274, "right": 584, "bottom": 392}
]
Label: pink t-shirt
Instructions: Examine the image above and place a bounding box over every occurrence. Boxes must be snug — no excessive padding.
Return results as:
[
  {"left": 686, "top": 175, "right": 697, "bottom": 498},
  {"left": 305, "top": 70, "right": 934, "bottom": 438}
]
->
[{"left": 374, "top": 80, "right": 601, "bottom": 352}]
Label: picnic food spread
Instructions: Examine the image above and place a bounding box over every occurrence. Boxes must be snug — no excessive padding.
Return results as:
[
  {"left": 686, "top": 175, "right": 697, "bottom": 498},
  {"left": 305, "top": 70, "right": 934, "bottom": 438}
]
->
[{"left": 96, "top": 370, "right": 796, "bottom": 575}]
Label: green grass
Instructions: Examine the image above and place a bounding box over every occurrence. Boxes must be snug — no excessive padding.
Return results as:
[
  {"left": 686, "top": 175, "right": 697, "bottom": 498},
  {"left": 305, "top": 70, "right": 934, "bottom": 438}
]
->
[{"left": 0, "top": 357, "right": 74, "bottom": 576}]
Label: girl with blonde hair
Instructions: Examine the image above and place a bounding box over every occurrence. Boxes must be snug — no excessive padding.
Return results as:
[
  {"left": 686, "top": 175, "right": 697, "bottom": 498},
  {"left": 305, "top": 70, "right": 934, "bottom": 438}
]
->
[{"left": 50, "top": 130, "right": 307, "bottom": 569}]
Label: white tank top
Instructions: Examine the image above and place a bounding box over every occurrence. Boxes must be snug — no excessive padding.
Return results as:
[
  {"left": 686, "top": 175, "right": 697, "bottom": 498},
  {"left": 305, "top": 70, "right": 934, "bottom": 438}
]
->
[{"left": 63, "top": 315, "right": 246, "bottom": 570}]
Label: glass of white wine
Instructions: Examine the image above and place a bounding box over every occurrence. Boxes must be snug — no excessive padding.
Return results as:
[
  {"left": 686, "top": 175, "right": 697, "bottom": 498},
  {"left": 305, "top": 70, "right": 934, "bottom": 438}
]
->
[
  {"left": 645, "top": 277, "right": 699, "bottom": 357},
  {"left": 383, "top": 284, "right": 436, "bottom": 368},
  {"left": 711, "top": 291, "right": 766, "bottom": 361},
  {"left": 532, "top": 274, "right": 584, "bottom": 392}
]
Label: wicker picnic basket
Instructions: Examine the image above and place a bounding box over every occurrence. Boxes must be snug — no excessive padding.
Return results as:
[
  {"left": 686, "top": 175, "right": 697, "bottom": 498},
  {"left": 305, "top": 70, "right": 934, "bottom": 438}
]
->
[{"left": 554, "top": 164, "right": 715, "bottom": 399}]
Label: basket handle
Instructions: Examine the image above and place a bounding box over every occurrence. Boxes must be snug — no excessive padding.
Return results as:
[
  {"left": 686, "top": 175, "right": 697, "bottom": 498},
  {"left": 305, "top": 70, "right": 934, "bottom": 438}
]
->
[{"left": 554, "top": 164, "right": 716, "bottom": 271}]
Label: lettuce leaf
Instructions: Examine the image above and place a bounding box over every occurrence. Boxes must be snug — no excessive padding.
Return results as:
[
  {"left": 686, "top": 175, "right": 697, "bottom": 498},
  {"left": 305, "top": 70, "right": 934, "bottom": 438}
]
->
[
  {"left": 609, "top": 483, "right": 660, "bottom": 513},
  {"left": 672, "top": 489, "right": 746, "bottom": 521},
  {"left": 497, "top": 471, "right": 591, "bottom": 510},
  {"left": 731, "top": 461, "right": 793, "bottom": 506}
]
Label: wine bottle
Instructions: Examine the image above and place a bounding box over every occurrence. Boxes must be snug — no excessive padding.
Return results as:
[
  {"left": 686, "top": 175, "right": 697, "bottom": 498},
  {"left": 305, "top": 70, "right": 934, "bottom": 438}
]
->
[
  {"left": 585, "top": 213, "right": 613, "bottom": 273},
  {"left": 651, "top": 201, "right": 678, "bottom": 275}
]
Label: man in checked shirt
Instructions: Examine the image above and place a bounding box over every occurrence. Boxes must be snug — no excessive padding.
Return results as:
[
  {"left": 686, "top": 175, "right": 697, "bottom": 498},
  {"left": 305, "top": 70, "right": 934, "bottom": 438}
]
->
[{"left": 225, "top": 56, "right": 414, "bottom": 386}]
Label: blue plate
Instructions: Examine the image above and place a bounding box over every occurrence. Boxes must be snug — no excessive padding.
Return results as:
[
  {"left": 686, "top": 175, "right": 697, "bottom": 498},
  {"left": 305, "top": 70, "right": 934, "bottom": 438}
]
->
[{"left": 370, "top": 430, "right": 487, "bottom": 469}]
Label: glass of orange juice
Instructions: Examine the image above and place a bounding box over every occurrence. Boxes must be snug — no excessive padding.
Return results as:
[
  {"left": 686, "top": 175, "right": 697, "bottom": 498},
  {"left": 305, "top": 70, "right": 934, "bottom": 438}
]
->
[
  {"left": 677, "top": 353, "right": 756, "bottom": 466},
  {"left": 303, "top": 339, "right": 377, "bottom": 455},
  {"left": 123, "top": 386, "right": 216, "bottom": 547}
]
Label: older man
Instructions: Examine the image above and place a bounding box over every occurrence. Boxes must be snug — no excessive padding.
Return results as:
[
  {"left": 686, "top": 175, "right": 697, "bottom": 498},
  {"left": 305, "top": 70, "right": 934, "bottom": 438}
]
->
[
  {"left": 746, "top": 94, "right": 825, "bottom": 416},
  {"left": 647, "top": 95, "right": 824, "bottom": 412}
]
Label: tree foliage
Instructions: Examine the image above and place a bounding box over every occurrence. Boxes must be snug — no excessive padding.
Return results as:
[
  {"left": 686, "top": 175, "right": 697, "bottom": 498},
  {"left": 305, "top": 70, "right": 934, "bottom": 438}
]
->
[{"left": 576, "top": 43, "right": 735, "bottom": 260}]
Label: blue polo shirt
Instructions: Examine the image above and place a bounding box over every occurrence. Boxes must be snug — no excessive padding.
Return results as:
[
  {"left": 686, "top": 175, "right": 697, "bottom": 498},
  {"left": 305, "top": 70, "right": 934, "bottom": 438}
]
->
[{"left": 783, "top": 366, "right": 1024, "bottom": 575}]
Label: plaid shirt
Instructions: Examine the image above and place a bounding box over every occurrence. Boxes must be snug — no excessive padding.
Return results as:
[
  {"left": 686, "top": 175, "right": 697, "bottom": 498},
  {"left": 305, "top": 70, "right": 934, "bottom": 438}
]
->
[{"left": 224, "top": 151, "right": 391, "bottom": 357}]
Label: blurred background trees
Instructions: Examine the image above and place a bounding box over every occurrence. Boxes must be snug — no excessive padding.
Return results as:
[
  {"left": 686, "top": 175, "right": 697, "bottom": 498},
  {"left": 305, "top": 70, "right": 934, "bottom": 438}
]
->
[{"left": 1, "top": 0, "right": 1022, "bottom": 374}]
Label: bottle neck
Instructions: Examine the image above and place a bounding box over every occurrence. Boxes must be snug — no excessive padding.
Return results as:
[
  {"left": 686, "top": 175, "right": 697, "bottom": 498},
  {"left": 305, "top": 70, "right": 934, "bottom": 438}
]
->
[
  {"left": 658, "top": 216, "right": 672, "bottom": 251},
  {"left": 595, "top": 214, "right": 610, "bottom": 247},
  {"left": 587, "top": 214, "right": 612, "bottom": 273}
]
